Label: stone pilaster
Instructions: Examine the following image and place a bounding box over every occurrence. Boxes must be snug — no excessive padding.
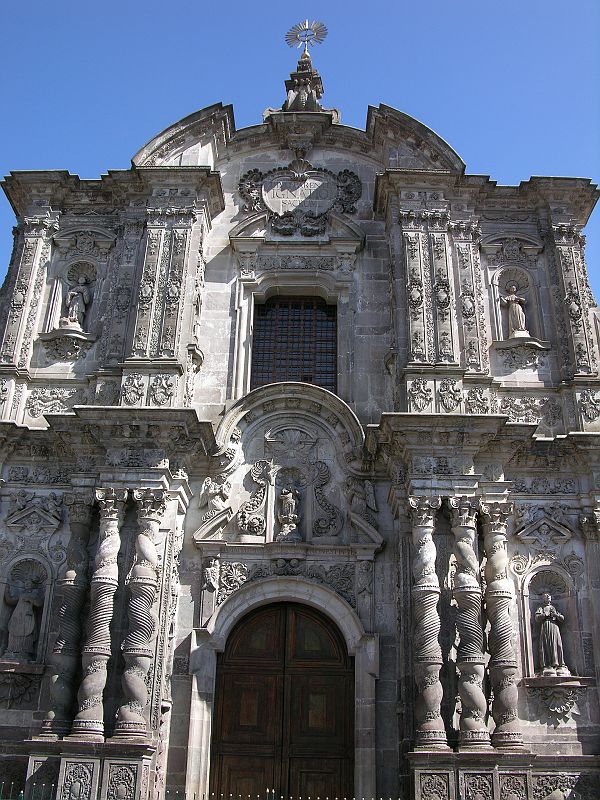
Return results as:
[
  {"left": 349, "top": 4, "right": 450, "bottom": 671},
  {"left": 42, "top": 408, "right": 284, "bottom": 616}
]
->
[
  {"left": 408, "top": 495, "right": 448, "bottom": 749},
  {"left": 448, "top": 496, "right": 491, "bottom": 749},
  {"left": 580, "top": 510, "right": 600, "bottom": 698},
  {"left": 113, "top": 488, "right": 167, "bottom": 739},
  {"left": 480, "top": 500, "right": 524, "bottom": 749},
  {"left": 400, "top": 211, "right": 433, "bottom": 365},
  {"left": 547, "top": 224, "right": 597, "bottom": 378},
  {"left": 40, "top": 491, "right": 95, "bottom": 738},
  {"left": 0, "top": 216, "right": 58, "bottom": 368},
  {"left": 429, "top": 221, "right": 457, "bottom": 364},
  {"left": 449, "top": 221, "right": 487, "bottom": 373},
  {"left": 70, "top": 488, "right": 128, "bottom": 741}
]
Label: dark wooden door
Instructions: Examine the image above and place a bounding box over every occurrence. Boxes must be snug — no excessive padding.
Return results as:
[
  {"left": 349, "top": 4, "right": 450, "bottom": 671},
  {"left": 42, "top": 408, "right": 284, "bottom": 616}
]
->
[{"left": 210, "top": 603, "right": 354, "bottom": 798}]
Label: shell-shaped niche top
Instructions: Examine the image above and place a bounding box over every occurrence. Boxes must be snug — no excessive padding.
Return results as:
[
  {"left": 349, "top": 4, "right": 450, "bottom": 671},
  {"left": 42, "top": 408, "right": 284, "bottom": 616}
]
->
[{"left": 213, "top": 382, "right": 364, "bottom": 468}]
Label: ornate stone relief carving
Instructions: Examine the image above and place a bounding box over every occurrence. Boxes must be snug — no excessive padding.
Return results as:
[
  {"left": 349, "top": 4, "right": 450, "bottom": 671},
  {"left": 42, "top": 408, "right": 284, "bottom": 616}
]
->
[
  {"left": 0, "top": 672, "right": 41, "bottom": 708},
  {"left": 532, "top": 772, "right": 600, "bottom": 800},
  {"left": 25, "top": 387, "right": 80, "bottom": 418},
  {"left": 530, "top": 684, "right": 582, "bottom": 729},
  {"left": 121, "top": 374, "right": 145, "bottom": 406},
  {"left": 579, "top": 389, "right": 600, "bottom": 422},
  {"left": 464, "top": 387, "right": 489, "bottom": 415},
  {"left": 499, "top": 395, "right": 562, "bottom": 426},
  {"left": 238, "top": 159, "right": 361, "bottom": 236},
  {"left": 149, "top": 374, "right": 176, "bottom": 406},
  {"left": 237, "top": 460, "right": 272, "bottom": 536},
  {"left": 438, "top": 379, "right": 462, "bottom": 412},
  {"left": 215, "top": 557, "right": 358, "bottom": 609},
  {"left": 407, "top": 378, "right": 432, "bottom": 411}
]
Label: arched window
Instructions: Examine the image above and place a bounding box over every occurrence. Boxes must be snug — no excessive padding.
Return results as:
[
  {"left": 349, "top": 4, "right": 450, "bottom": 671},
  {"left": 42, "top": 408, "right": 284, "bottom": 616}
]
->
[{"left": 251, "top": 296, "right": 337, "bottom": 392}]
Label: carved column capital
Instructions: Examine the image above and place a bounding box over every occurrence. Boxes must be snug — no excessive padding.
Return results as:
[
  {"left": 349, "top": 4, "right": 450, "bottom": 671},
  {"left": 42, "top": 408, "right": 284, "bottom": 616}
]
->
[
  {"left": 64, "top": 490, "right": 95, "bottom": 526},
  {"left": 480, "top": 500, "right": 513, "bottom": 535},
  {"left": 580, "top": 510, "right": 600, "bottom": 542},
  {"left": 132, "top": 487, "right": 167, "bottom": 522},
  {"left": 408, "top": 495, "right": 441, "bottom": 528},
  {"left": 95, "top": 487, "right": 128, "bottom": 519},
  {"left": 448, "top": 495, "right": 479, "bottom": 530}
]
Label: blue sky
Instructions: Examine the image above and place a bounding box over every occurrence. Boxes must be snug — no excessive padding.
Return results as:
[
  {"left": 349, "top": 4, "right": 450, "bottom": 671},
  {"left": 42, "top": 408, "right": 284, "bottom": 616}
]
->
[{"left": 1, "top": 0, "right": 598, "bottom": 291}]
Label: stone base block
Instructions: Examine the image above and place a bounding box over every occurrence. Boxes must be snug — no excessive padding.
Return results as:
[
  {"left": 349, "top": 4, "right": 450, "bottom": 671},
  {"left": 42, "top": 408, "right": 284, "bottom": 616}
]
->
[{"left": 409, "top": 751, "right": 600, "bottom": 800}]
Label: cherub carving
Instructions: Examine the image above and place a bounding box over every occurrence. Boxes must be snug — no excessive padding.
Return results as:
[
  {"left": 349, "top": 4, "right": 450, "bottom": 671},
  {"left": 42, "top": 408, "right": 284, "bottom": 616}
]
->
[{"left": 199, "top": 477, "right": 231, "bottom": 521}]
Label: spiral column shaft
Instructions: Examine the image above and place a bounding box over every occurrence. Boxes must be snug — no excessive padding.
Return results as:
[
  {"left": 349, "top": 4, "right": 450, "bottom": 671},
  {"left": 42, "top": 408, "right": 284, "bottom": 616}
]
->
[
  {"left": 40, "top": 492, "right": 94, "bottom": 737},
  {"left": 481, "top": 500, "right": 524, "bottom": 750},
  {"left": 408, "top": 495, "right": 448, "bottom": 749},
  {"left": 448, "top": 496, "right": 491, "bottom": 749},
  {"left": 70, "top": 487, "right": 127, "bottom": 741},
  {"left": 114, "top": 488, "right": 166, "bottom": 739}
]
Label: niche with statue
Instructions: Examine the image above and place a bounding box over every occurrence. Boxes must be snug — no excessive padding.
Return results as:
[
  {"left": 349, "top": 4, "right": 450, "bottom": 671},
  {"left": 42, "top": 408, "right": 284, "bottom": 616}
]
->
[
  {"left": 38, "top": 261, "right": 98, "bottom": 362},
  {"left": 0, "top": 559, "right": 49, "bottom": 664},
  {"left": 521, "top": 567, "right": 596, "bottom": 726},
  {"left": 490, "top": 266, "right": 551, "bottom": 373}
]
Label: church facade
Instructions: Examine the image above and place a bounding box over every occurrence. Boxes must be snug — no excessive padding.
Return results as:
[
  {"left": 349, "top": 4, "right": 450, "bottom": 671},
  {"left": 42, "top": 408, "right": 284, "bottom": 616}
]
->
[{"left": 0, "top": 47, "right": 599, "bottom": 800}]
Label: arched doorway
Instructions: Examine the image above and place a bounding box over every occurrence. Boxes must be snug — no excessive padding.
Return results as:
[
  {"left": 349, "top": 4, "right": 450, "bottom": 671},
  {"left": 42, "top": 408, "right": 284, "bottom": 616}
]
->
[{"left": 209, "top": 602, "right": 354, "bottom": 798}]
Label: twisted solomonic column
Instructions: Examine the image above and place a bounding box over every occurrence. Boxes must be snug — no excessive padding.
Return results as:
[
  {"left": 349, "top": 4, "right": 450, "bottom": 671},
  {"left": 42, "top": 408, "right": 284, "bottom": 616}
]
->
[
  {"left": 70, "top": 487, "right": 128, "bottom": 740},
  {"left": 113, "top": 488, "right": 167, "bottom": 739},
  {"left": 40, "top": 491, "right": 94, "bottom": 737},
  {"left": 448, "top": 496, "right": 491, "bottom": 749},
  {"left": 408, "top": 495, "right": 448, "bottom": 749},
  {"left": 480, "top": 500, "right": 524, "bottom": 749}
]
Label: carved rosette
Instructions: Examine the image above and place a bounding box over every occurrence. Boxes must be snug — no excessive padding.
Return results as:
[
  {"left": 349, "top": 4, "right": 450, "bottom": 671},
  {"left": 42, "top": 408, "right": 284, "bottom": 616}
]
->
[
  {"left": 480, "top": 501, "right": 524, "bottom": 749},
  {"left": 70, "top": 488, "right": 127, "bottom": 740},
  {"left": 448, "top": 497, "right": 490, "bottom": 748},
  {"left": 114, "top": 489, "right": 167, "bottom": 738},
  {"left": 408, "top": 495, "right": 448, "bottom": 749},
  {"left": 41, "top": 492, "right": 95, "bottom": 737}
]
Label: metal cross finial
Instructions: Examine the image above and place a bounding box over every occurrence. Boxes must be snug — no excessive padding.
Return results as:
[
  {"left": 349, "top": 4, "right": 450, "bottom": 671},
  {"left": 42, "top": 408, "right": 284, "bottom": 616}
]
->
[{"left": 285, "top": 19, "right": 328, "bottom": 56}]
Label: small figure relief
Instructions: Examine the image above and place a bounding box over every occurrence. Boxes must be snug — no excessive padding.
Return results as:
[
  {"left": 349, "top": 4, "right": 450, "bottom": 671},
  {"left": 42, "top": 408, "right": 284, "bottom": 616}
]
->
[
  {"left": 500, "top": 281, "right": 530, "bottom": 339},
  {"left": 201, "top": 557, "right": 220, "bottom": 592},
  {"left": 344, "top": 477, "right": 378, "bottom": 528},
  {"left": 276, "top": 486, "right": 301, "bottom": 543},
  {"left": 199, "top": 477, "right": 232, "bottom": 521},
  {"left": 535, "top": 593, "right": 570, "bottom": 677},
  {"left": 60, "top": 275, "right": 93, "bottom": 332},
  {"left": 1, "top": 561, "right": 47, "bottom": 663}
]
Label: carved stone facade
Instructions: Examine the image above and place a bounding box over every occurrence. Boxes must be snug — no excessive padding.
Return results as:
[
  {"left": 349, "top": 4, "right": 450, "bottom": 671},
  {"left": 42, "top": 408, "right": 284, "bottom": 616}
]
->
[{"left": 0, "top": 48, "right": 598, "bottom": 800}]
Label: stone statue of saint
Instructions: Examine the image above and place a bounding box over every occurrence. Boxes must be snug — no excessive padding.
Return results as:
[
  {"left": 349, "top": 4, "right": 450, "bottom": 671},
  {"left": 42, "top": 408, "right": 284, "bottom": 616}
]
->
[
  {"left": 2, "top": 578, "right": 44, "bottom": 662},
  {"left": 62, "top": 275, "right": 92, "bottom": 330},
  {"left": 276, "top": 486, "right": 301, "bottom": 542},
  {"left": 535, "top": 593, "right": 570, "bottom": 676},
  {"left": 500, "top": 282, "right": 530, "bottom": 338}
]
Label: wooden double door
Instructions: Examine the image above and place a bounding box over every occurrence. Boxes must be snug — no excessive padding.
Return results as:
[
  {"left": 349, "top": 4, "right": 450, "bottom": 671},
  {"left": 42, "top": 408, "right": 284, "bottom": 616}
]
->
[{"left": 210, "top": 603, "right": 354, "bottom": 798}]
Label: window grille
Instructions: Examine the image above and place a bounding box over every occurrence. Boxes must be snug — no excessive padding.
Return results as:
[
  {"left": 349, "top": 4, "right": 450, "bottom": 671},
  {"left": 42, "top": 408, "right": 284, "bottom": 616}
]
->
[{"left": 250, "top": 296, "right": 337, "bottom": 392}]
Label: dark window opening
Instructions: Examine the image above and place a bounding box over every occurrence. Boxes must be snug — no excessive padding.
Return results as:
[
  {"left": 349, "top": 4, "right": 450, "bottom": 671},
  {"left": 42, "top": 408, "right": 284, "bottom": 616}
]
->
[{"left": 251, "top": 296, "right": 337, "bottom": 393}]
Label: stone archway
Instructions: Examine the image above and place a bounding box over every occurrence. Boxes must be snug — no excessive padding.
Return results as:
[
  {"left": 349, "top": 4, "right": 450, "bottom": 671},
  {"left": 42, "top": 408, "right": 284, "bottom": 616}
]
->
[
  {"left": 185, "top": 577, "right": 379, "bottom": 799},
  {"left": 209, "top": 602, "right": 354, "bottom": 798}
]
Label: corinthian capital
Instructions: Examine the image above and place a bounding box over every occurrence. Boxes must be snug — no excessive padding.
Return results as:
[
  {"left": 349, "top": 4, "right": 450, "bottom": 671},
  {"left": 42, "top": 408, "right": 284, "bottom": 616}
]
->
[
  {"left": 408, "top": 495, "right": 441, "bottom": 528},
  {"left": 480, "top": 500, "right": 513, "bottom": 534},
  {"left": 64, "top": 490, "right": 95, "bottom": 526},
  {"left": 95, "top": 487, "right": 128, "bottom": 519},
  {"left": 580, "top": 510, "right": 600, "bottom": 542},
  {"left": 448, "top": 496, "right": 479, "bottom": 529},
  {"left": 132, "top": 487, "right": 167, "bottom": 522}
]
